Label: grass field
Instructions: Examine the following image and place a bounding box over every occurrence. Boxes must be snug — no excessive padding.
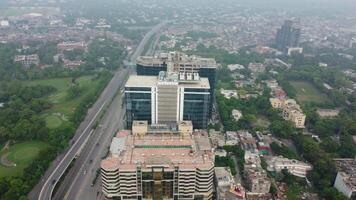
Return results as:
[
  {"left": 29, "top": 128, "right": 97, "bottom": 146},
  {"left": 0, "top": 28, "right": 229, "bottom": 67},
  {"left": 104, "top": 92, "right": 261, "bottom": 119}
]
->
[
  {"left": 23, "top": 75, "right": 100, "bottom": 128},
  {"left": 289, "top": 81, "right": 329, "bottom": 104},
  {"left": 0, "top": 141, "right": 48, "bottom": 178}
]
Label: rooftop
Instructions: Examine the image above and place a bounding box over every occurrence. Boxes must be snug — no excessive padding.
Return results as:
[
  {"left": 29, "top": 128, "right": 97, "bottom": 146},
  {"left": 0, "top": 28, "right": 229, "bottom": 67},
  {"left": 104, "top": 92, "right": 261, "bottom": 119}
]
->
[
  {"left": 136, "top": 51, "right": 217, "bottom": 69},
  {"left": 101, "top": 121, "right": 214, "bottom": 171},
  {"left": 125, "top": 73, "right": 210, "bottom": 89}
]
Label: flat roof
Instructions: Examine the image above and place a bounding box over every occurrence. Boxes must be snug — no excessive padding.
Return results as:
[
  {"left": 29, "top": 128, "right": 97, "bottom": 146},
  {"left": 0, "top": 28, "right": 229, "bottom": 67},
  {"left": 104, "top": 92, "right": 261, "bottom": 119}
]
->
[
  {"left": 125, "top": 75, "right": 210, "bottom": 89},
  {"left": 101, "top": 131, "right": 214, "bottom": 171}
]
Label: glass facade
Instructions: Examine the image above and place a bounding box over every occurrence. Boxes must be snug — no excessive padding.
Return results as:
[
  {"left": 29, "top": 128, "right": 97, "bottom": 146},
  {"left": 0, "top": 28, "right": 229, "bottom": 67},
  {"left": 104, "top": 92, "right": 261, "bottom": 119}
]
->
[
  {"left": 183, "top": 88, "right": 210, "bottom": 129},
  {"left": 125, "top": 87, "right": 152, "bottom": 128},
  {"left": 137, "top": 64, "right": 167, "bottom": 76}
]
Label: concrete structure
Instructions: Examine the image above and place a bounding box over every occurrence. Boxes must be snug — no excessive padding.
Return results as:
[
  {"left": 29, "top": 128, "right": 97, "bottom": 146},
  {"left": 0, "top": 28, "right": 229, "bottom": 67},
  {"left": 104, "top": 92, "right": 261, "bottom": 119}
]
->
[
  {"left": 101, "top": 121, "right": 215, "bottom": 200},
  {"left": 215, "top": 167, "right": 246, "bottom": 200},
  {"left": 232, "top": 109, "right": 242, "bottom": 122},
  {"left": 125, "top": 71, "right": 210, "bottom": 129},
  {"left": 266, "top": 156, "right": 312, "bottom": 178},
  {"left": 270, "top": 98, "right": 306, "bottom": 128},
  {"left": 226, "top": 131, "right": 238, "bottom": 146},
  {"left": 220, "top": 89, "right": 238, "bottom": 99},
  {"left": 215, "top": 167, "right": 234, "bottom": 187},
  {"left": 14, "top": 54, "right": 40, "bottom": 68},
  {"left": 333, "top": 158, "right": 356, "bottom": 199}
]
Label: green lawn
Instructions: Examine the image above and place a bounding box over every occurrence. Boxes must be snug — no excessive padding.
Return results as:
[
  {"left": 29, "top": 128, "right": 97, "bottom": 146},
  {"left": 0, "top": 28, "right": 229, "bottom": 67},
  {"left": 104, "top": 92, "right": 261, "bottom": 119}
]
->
[
  {"left": 0, "top": 141, "right": 48, "bottom": 178},
  {"left": 44, "top": 114, "right": 63, "bottom": 129},
  {"left": 289, "top": 81, "right": 330, "bottom": 104},
  {"left": 23, "top": 76, "right": 100, "bottom": 128}
]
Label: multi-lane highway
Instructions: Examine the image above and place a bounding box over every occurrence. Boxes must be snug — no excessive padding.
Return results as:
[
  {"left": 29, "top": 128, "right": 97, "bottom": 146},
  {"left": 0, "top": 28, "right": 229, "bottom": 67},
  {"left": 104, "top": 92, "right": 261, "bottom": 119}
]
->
[{"left": 29, "top": 21, "right": 167, "bottom": 200}]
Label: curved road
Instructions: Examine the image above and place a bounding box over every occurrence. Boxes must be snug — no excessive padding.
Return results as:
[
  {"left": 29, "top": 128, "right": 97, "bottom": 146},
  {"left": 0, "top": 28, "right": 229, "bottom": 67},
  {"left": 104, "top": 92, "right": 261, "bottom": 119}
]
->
[{"left": 32, "top": 21, "right": 167, "bottom": 200}]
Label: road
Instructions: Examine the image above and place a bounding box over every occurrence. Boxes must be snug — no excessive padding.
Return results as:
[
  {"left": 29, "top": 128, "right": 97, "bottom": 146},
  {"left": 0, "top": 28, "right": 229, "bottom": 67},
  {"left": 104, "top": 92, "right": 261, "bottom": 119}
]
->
[{"left": 30, "top": 21, "right": 167, "bottom": 200}]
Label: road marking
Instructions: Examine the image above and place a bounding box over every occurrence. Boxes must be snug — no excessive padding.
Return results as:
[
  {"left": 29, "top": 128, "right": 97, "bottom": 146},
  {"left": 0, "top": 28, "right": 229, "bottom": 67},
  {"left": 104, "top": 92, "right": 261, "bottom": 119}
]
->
[{"left": 39, "top": 102, "right": 107, "bottom": 200}]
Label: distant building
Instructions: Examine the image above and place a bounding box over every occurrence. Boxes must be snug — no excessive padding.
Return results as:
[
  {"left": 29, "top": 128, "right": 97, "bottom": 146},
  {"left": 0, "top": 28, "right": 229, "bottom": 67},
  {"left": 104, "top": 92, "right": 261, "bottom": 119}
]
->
[
  {"left": 248, "top": 63, "right": 265, "bottom": 73},
  {"left": 276, "top": 20, "right": 301, "bottom": 53},
  {"left": 287, "top": 47, "right": 303, "bottom": 56},
  {"left": 125, "top": 71, "right": 210, "bottom": 129},
  {"left": 14, "top": 54, "right": 40, "bottom": 68},
  {"left": 57, "top": 41, "right": 87, "bottom": 51},
  {"left": 227, "top": 64, "right": 245, "bottom": 71},
  {"left": 333, "top": 158, "right": 356, "bottom": 199},
  {"left": 316, "top": 109, "right": 340, "bottom": 118},
  {"left": 266, "top": 156, "right": 312, "bottom": 178},
  {"left": 101, "top": 121, "right": 214, "bottom": 200},
  {"left": 270, "top": 98, "right": 306, "bottom": 128}
]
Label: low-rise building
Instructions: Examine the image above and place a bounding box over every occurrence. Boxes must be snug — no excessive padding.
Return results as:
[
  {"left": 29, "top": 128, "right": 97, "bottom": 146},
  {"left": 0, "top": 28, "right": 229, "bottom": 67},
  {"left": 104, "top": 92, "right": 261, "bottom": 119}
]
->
[
  {"left": 238, "top": 131, "right": 257, "bottom": 153},
  {"left": 226, "top": 131, "right": 238, "bottom": 146},
  {"left": 266, "top": 156, "right": 312, "bottom": 178},
  {"left": 248, "top": 63, "right": 265, "bottom": 73},
  {"left": 232, "top": 109, "right": 243, "bottom": 122},
  {"left": 228, "top": 64, "right": 245, "bottom": 71},
  {"left": 14, "top": 54, "right": 40, "bottom": 68},
  {"left": 221, "top": 89, "right": 238, "bottom": 99},
  {"left": 270, "top": 98, "right": 306, "bottom": 128},
  {"left": 333, "top": 158, "right": 356, "bottom": 199},
  {"left": 57, "top": 41, "right": 87, "bottom": 51},
  {"left": 215, "top": 167, "right": 246, "bottom": 200},
  {"left": 316, "top": 109, "right": 340, "bottom": 118}
]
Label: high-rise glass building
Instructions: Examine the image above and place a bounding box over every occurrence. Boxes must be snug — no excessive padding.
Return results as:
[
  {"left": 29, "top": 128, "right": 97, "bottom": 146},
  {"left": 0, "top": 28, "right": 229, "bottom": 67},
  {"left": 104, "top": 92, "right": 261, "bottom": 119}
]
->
[
  {"left": 136, "top": 52, "right": 216, "bottom": 118},
  {"left": 125, "top": 71, "right": 210, "bottom": 129},
  {"left": 276, "top": 20, "right": 301, "bottom": 52}
]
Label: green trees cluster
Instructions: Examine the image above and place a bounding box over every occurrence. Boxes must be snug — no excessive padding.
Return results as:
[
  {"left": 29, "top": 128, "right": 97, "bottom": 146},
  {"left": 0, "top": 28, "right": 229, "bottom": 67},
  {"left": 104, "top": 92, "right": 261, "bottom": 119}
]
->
[
  {"left": 292, "top": 135, "right": 348, "bottom": 200},
  {"left": 0, "top": 83, "right": 54, "bottom": 143},
  {"left": 215, "top": 156, "right": 237, "bottom": 175},
  {"left": 270, "top": 142, "right": 299, "bottom": 160},
  {"left": 84, "top": 38, "right": 126, "bottom": 70},
  {"left": 0, "top": 72, "right": 112, "bottom": 199}
]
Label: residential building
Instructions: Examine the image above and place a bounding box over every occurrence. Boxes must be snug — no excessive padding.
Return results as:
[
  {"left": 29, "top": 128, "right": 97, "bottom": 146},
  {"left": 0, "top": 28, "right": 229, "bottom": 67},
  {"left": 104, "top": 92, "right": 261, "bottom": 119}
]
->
[
  {"left": 14, "top": 54, "right": 40, "bottom": 68},
  {"left": 232, "top": 109, "right": 242, "bottom": 122},
  {"left": 333, "top": 158, "right": 356, "bottom": 199},
  {"left": 57, "top": 41, "right": 87, "bottom": 51},
  {"left": 238, "top": 131, "right": 257, "bottom": 153},
  {"left": 215, "top": 167, "right": 246, "bottom": 200},
  {"left": 276, "top": 20, "right": 301, "bottom": 52},
  {"left": 125, "top": 71, "right": 211, "bottom": 129},
  {"left": 227, "top": 64, "right": 245, "bottom": 71},
  {"left": 248, "top": 63, "right": 265, "bottom": 73},
  {"left": 226, "top": 131, "right": 238, "bottom": 146},
  {"left": 266, "top": 156, "right": 313, "bottom": 178},
  {"left": 220, "top": 89, "right": 238, "bottom": 99},
  {"left": 101, "top": 121, "right": 215, "bottom": 200},
  {"left": 270, "top": 98, "right": 306, "bottom": 128}
]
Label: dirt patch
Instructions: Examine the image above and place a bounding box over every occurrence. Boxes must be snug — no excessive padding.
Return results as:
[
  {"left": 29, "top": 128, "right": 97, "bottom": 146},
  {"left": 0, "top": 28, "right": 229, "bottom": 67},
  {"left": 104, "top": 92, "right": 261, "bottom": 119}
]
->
[{"left": 0, "top": 152, "right": 16, "bottom": 168}]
